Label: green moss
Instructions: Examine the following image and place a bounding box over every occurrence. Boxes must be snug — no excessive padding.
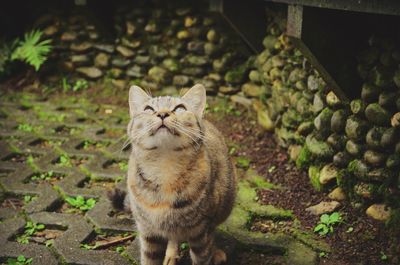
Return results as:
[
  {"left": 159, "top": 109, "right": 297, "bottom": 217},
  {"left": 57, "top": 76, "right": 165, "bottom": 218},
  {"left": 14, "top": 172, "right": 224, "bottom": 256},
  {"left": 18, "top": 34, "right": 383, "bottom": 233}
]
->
[
  {"left": 237, "top": 181, "right": 293, "bottom": 219},
  {"left": 251, "top": 175, "right": 277, "bottom": 190},
  {"left": 305, "top": 134, "right": 334, "bottom": 160},
  {"left": 308, "top": 165, "right": 322, "bottom": 191},
  {"left": 246, "top": 169, "right": 279, "bottom": 189},
  {"left": 296, "top": 145, "right": 312, "bottom": 169},
  {"left": 386, "top": 208, "right": 400, "bottom": 230},
  {"left": 291, "top": 229, "right": 331, "bottom": 253}
]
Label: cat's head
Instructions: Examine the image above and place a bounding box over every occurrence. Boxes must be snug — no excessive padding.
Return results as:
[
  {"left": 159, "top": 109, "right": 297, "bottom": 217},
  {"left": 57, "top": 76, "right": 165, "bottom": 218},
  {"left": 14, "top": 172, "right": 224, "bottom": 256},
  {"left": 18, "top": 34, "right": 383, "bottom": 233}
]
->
[{"left": 127, "top": 84, "right": 206, "bottom": 150}]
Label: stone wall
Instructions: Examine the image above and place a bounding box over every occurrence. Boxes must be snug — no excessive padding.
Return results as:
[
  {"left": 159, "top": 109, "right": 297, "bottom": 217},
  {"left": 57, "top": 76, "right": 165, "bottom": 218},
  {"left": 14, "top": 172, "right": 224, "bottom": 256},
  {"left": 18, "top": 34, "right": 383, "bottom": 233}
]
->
[{"left": 245, "top": 8, "right": 400, "bottom": 223}]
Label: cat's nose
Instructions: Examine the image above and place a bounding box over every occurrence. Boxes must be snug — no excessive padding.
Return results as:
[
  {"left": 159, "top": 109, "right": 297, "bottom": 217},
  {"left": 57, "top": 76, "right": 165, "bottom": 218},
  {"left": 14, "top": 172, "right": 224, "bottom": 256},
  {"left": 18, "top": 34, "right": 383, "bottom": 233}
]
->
[{"left": 157, "top": 112, "right": 170, "bottom": 120}]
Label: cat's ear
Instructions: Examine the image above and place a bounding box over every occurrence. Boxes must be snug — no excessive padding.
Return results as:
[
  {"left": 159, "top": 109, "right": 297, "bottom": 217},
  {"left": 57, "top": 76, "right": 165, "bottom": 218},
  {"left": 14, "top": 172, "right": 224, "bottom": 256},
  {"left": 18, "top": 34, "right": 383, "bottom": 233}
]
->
[
  {"left": 182, "top": 84, "right": 206, "bottom": 117},
  {"left": 129, "top": 85, "right": 151, "bottom": 116}
]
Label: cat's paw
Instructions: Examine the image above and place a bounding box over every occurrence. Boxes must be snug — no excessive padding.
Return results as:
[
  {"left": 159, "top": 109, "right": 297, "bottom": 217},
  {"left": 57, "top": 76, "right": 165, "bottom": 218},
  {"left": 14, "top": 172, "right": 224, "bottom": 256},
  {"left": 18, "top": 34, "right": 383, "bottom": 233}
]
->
[
  {"left": 212, "top": 249, "right": 226, "bottom": 265},
  {"left": 163, "top": 241, "right": 179, "bottom": 265},
  {"left": 163, "top": 256, "right": 178, "bottom": 265}
]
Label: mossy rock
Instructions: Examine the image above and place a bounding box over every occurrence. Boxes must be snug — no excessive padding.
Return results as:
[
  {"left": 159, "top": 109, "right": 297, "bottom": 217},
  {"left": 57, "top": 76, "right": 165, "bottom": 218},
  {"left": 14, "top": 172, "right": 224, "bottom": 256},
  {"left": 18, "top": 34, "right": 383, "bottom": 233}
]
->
[
  {"left": 305, "top": 134, "right": 334, "bottom": 160},
  {"left": 296, "top": 145, "right": 312, "bottom": 169},
  {"left": 365, "top": 103, "right": 391, "bottom": 126},
  {"left": 327, "top": 133, "right": 346, "bottom": 150},
  {"left": 379, "top": 91, "right": 398, "bottom": 108},
  {"left": 361, "top": 83, "right": 380, "bottom": 102},
  {"left": 346, "top": 139, "right": 364, "bottom": 156},
  {"left": 282, "top": 109, "right": 303, "bottom": 129},
  {"left": 326, "top": 91, "right": 341, "bottom": 108},
  {"left": 350, "top": 99, "right": 366, "bottom": 115},
  {"left": 366, "top": 127, "right": 385, "bottom": 149},
  {"left": 345, "top": 115, "right": 369, "bottom": 140},
  {"left": 367, "top": 168, "right": 394, "bottom": 181},
  {"left": 314, "top": 107, "right": 333, "bottom": 132},
  {"left": 369, "top": 64, "right": 394, "bottom": 88},
  {"left": 386, "top": 154, "right": 400, "bottom": 168},
  {"left": 364, "top": 150, "right": 387, "bottom": 167},
  {"left": 331, "top": 109, "right": 348, "bottom": 133},
  {"left": 224, "top": 65, "right": 248, "bottom": 84},
  {"left": 308, "top": 165, "right": 322, "bottom": 191},
  {"left": 348, "top": 159, "right": 369, "bottom": 179},
  {"left": 297, "top": 121, "right": 314, "bottom": 136},
  {"left": 380, "top": 127, "right": 399, "bottom": 147},
  {"left": 333, "top": 151, "right": 352, "bottom": 167}
]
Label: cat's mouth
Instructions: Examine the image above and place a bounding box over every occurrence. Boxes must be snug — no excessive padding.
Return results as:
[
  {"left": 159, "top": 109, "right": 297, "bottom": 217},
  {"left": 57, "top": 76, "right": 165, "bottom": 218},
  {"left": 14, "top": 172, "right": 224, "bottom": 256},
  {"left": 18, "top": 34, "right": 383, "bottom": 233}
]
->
[
  {"left": 153, "top": 123, "right": 179, "bottom": 136},
  {"left": 156, "top": 124, "right": 171, "bottom": 133}
]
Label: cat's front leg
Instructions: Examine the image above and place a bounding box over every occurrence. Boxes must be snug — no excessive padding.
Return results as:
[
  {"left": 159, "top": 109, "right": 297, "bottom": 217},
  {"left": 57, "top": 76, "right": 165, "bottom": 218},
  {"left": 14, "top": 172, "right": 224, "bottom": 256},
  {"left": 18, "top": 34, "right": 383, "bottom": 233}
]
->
[
  {"left": 189, "top": 231, "right": 226, "bottom": 265},
  {"left": 163, "top": 240, "right": 179, "bottom": 265},
  {"left": 139, "top": 233, "right": 168, "bottom": 265}
]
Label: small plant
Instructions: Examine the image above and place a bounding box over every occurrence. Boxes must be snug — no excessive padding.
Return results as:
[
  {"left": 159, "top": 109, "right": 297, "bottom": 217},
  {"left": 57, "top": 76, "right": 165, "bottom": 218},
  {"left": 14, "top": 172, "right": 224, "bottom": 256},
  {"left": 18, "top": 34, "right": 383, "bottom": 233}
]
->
[
  {"left": 236, "top": 156, "right": 251, "bottom": 169},
  {"left": 6, "top": 255, "right": 33, "bottom": 265},
  {"left": 65, "top": 195, "right": 96, "bottom": 212},
  {"left": 58, "top": 154, "right": 71, "bottom": 167},
  {"left": 115, "top": 176, "right": 124, "bottom": 183},
  {"left": 118, "top": 161, "right": 128, "bottom": 172},
  {"left": 62, "top": 78, "right": 89, "bottom": 92},
  {"left": 80, "top": 243, "right": 97, "bottom": 250},
  {"left": 380, "top": 251, "right": 388, "bottom": 261},
  {"left": 319, "top": 252, "right": 328, "bottom": 258},
  {"left": 11, "top": 29, "right": 52, "bottom": 71},
  {"left": 37, "top": 110, "right": 66, "bottom": 122},
  {"left": 26, "top": 155, "right": 37, "bottom": 170},
  {"left": 45, "top": 239, "right": 54, "bottom": 247},
  {"left": 314, "top": 212, "right": 342, "bottom": 236},
  {"left": 23, "top": 195, "right": 36, "bottom": 204},
  {"left": 16, "top": 221, "right": 45, "bottom": 244},
  {"left": 17, "top": 123, "right": 34, "bottom": 132},
  {"left": 31, "top": 171, "right": 54, "bottom": 181},
  {"left": 72, "top": 79, "right": 89, "bottom": 92},
  {"left": 180, "top": 242, "right": 189, "bottom": 251}
]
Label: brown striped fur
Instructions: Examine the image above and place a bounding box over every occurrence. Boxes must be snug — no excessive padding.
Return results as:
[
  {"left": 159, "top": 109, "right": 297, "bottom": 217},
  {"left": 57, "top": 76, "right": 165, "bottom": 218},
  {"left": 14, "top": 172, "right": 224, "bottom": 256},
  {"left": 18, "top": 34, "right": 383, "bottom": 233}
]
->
[{"left": 125, "top": 85, "right": 236, "bottom": 265}]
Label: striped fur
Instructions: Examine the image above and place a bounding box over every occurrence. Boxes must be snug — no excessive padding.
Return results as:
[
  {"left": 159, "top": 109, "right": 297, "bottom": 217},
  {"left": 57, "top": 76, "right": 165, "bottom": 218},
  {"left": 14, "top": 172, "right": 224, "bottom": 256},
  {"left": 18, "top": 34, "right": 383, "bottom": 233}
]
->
[{"left": 125, "top": 85, "right": 236, "bottom": 265}]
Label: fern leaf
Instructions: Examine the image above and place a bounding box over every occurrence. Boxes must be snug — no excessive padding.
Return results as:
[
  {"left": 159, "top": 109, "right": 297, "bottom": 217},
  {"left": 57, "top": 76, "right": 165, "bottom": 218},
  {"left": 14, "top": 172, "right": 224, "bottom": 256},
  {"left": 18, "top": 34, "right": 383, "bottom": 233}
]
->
[{"left": 11, "top": 29, "right": 53, "bottom": 71}]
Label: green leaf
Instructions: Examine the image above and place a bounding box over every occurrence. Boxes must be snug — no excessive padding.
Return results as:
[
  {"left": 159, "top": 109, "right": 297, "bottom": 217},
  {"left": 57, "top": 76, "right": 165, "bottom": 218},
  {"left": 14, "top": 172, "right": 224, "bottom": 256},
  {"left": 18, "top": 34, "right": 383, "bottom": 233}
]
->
[
  {"left": 313, "top": 223, "right": 325, "bottom": 232},
  {"left": 11, "top": 29, "right": 52, "bottom": 71},
  {"left": 17, "top": 255, "right": 26, "bottom": 262},
  {"left": 36, "top": 224, "right": 45, "bottom": 230},
  {"left": 320, "top": 214, "right": 330, "bottom": 224},
  {"left": 236, "top": 156, "right": 251, "bottom": 169},
  {"left": 329, "top": 212, "right": 341, "bottom": 223}
]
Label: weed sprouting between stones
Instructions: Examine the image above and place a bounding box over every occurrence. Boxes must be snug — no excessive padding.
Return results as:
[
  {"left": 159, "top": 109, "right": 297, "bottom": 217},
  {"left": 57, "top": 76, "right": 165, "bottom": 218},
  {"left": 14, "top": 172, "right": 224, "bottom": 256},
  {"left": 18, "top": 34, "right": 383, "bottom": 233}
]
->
[
  {"left": 16, "top": 221, "right": 45, "bottom": 244},
  {"left": 64, "top": 195, "right": 96, "bottom": 212}
]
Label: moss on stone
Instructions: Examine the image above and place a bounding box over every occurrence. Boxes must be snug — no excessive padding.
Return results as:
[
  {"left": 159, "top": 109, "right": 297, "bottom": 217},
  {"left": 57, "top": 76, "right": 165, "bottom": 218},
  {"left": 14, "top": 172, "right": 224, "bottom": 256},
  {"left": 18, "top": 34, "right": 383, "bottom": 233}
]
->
[
  {"left": 305, "top": 134, "right": 334, "bottom": 160},
  {"left": 296, "top": 145, "right": 312, "bottom": 169},
  {"left": 308, "top": 165, "right": 322, "bottom": 191}
]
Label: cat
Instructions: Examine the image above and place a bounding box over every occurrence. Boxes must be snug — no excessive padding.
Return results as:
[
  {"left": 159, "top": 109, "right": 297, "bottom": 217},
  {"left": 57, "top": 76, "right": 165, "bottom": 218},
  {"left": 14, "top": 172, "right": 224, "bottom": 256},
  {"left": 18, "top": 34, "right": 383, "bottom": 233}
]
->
[{"left": 109, "top": 84, "right": 236, "bottom": 265}]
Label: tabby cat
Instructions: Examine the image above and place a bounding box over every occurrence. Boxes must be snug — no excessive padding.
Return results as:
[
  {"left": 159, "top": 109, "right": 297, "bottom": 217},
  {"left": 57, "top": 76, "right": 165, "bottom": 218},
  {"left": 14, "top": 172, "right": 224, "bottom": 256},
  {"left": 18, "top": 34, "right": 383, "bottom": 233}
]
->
[{"left": 110, "top": 84, "right": 236, "bottom": 265}]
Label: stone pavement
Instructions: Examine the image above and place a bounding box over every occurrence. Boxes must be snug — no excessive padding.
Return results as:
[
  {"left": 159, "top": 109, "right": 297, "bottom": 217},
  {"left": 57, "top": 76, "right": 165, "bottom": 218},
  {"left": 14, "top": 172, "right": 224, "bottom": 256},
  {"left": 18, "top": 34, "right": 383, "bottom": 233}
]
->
[{"left": 0, "top": 94, "right": 324, "bottom": 265}]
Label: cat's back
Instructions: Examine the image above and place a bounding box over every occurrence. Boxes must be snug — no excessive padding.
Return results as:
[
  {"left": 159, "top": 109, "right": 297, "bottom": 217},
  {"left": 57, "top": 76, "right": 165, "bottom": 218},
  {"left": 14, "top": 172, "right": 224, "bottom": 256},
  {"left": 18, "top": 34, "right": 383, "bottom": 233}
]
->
[
  {"left": 202, "top": 119, "right": 236, "bottom": 225},
  {"left": 202, "top": 119, "right": 228, "bottom": 154}
]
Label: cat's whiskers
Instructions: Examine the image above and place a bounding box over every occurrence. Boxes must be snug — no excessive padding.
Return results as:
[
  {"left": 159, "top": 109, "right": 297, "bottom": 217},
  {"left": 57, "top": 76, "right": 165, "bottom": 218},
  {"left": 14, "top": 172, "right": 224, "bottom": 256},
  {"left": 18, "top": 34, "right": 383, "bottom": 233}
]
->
[
  {"left": 130, "top": 121, "right": 159, "bottom": 143},
  {"left": 169, "top": 121, "right": 201, "bottom": 147},
  {"left": 170, "top": 120, "right": 208, "bottom": 149},
  {"left": 171, "top": 120, "right": 209, "bottom": 142}
]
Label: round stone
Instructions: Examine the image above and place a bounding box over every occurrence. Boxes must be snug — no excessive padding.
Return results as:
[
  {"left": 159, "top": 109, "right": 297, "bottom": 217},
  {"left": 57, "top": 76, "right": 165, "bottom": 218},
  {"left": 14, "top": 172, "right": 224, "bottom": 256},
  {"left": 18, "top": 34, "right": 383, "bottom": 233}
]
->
[
  {"left": 94, "top": 53, "right": 110, "bottom": 68},
  {"left": 70, "top": 42, "right": 92, "bottom": 52},
  {"left": 76, "top": 67, "right": 103, "bottom": 79},
  {"left": 116, "top": 45, "right": 135, "bottom": 58}
]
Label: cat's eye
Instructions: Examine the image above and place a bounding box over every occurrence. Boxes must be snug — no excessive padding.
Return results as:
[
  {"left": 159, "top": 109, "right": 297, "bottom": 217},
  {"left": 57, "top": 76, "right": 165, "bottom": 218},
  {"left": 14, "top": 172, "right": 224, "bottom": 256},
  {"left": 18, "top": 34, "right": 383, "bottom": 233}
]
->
[
  {"left": 173, "top": 104, "right": 186, "bottom": 113},
  {"left": 144, "top": 105, "right": 154, "bottom": 113}
]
